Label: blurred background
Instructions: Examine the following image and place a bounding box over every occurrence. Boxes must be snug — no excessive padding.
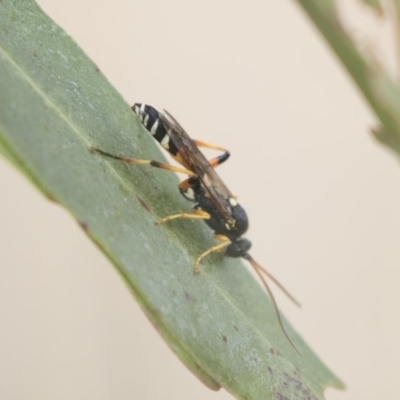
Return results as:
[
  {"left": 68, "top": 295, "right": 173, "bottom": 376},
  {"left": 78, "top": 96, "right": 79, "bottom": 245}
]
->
[{"left": 1, "top": 1, "right": 400, "bottom": 399}]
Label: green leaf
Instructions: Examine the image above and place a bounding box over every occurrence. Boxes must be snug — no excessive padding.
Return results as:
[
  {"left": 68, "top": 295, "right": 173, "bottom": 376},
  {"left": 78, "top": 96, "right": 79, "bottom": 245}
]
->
[
  {"left": 370, "top": 73, "right": 400, "bottom": 154},
  {"left": 0, "top": 1, "right": 344, "bottom": 399},
  {"left": 294, "top": 0, "right": 400, "bottom": 159}
]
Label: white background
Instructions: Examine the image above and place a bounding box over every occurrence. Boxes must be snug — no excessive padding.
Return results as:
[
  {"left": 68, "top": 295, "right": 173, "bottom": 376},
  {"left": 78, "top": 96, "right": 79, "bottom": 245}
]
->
[{"left": 1, "top": 1, "right": 399, "bottom": 399}]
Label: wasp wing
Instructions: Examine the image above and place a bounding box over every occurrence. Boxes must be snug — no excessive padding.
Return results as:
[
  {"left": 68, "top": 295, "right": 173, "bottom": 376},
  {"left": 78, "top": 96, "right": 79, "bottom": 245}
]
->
[{"left": 159, "top": 109, "right": 234, "bottom": 222}]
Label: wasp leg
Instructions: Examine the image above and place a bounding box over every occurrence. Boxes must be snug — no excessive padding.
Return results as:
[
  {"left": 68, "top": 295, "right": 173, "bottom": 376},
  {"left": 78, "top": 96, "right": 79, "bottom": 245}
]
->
[
  {"left": 177, "top": 177, "right": 201, "bottom": 202},
  {"left": 178, "top": 178, "right": 194, "bottom": 190},
  {"left": 91, "top": 147, "right": 195, "bottom": 176},
  {"left": 194, "top": 235, "right": 231, "bottom": 274},
  {"left": 193, "top": 140, "right": 230, "bottom": 168},
  {"left": 156, "top": 208, "right": 210, "bottom": 225}
]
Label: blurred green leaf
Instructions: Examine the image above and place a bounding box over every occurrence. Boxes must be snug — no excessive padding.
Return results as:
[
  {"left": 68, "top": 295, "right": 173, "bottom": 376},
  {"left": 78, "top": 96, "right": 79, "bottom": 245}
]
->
[
  {"left": 0, "top": 1, "right": 344, "bottom": 399},
  {"left": 294, "top": 0, "right": 400, "bottom": 159},
  {"left": 362, "top": 0, "right": 384, "bottom": 15}
]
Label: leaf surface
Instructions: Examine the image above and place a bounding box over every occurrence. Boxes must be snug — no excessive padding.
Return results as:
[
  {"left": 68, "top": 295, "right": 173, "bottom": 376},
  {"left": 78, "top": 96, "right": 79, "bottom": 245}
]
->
[{"left": 0, "top": 1, "right": 344, "bottom": 399}]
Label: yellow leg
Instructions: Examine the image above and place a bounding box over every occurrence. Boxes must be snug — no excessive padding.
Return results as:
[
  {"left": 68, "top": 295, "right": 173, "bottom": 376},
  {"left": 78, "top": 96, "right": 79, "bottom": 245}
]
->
[
  {"left": 156, "top": 209, "right": 210, "bottom": 225},
  {"left": 193, "top": 140, "right": 229, "bottom": 153},
  {"left": 192, "top": 140, "right": 230, "bottom": 168},
  {"left": 91, "top": 147, "right": 195, "bottom": 176},
  {"left": 194, "top": 235, "right": 231, "bottom": 274}
]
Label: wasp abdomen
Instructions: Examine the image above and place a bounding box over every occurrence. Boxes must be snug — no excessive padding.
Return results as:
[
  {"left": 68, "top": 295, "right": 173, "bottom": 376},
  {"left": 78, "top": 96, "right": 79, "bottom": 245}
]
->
[{"left": 132, "top": 103, "right": 179, "bottom": 156}]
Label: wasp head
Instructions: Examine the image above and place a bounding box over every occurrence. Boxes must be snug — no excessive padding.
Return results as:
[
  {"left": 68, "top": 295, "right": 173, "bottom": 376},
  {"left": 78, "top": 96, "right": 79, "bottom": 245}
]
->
[{"left": 225, "top": 237, "right": 252, "bottom": 258}]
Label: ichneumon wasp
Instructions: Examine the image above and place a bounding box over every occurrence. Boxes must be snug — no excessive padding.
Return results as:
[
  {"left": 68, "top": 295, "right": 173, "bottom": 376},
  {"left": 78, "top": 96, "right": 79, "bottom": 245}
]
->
[{"left": 91, "top": 103, "right": 301, "bottom": 353}]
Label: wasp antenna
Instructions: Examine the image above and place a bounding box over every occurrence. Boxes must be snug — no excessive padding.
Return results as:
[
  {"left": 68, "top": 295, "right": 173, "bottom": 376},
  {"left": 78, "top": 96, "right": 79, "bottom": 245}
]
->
[
  {"left": 246, "top": 257, "right": 301, "bottom": 308},
  {"left": 244, "top": 254, "right": 301, "bottom": 355}
]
